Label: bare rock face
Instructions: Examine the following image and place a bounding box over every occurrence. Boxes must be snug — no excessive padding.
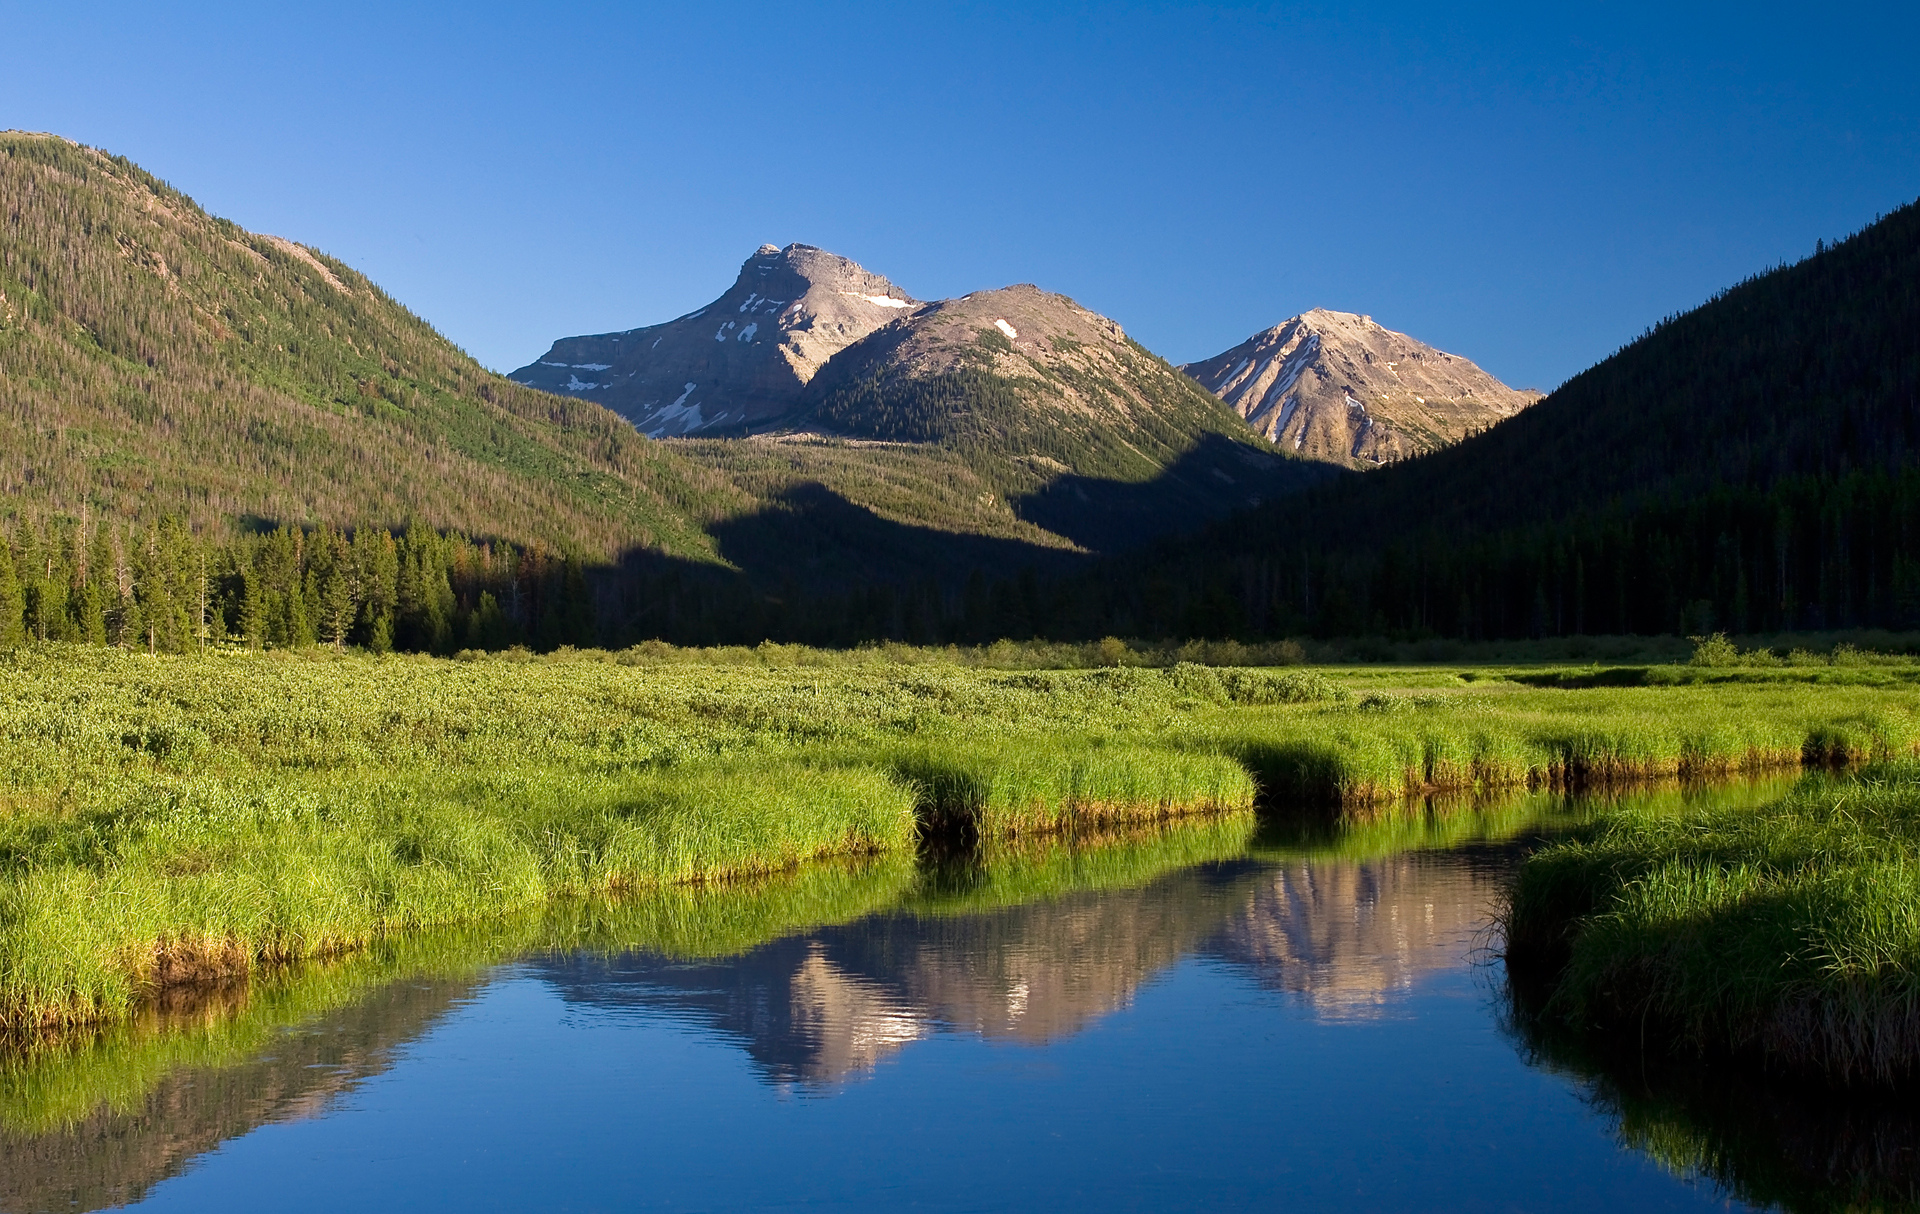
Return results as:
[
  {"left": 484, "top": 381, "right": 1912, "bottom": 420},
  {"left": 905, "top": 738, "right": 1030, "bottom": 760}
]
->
[
  {"left": 510, "top": 244, "right": 917, "bottom": 437},
  {"left": 1181, "top": 308, "right": 1541, "bottom": 468}
]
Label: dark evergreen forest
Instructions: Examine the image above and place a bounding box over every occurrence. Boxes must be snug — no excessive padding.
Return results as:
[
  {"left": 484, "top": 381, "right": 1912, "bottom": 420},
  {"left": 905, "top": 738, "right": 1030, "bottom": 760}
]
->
[{"left": 1063, "top": 194, "right": 1920, "bottom": 642}]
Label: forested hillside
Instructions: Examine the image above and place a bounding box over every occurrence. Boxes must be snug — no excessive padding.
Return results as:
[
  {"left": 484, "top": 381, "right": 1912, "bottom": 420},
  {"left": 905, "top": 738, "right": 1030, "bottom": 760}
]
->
[
  {"left": 1074, "top": 197, "right": 1920, "bottom": 640},
  {"left": 0, "top": 132, "right": 736, "bottom": 558},
  {"left": 12, "top": 131, "right": 1907, "bottom": 652}
]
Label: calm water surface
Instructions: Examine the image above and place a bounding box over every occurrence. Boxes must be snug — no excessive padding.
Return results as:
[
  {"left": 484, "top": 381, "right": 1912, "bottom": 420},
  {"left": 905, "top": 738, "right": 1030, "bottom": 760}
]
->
[{"left": 4, "top": 780, "right": 1882, "bottom": 1213}]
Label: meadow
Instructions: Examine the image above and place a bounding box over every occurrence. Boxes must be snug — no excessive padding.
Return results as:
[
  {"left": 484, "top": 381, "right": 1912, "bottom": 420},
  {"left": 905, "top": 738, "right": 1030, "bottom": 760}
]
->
[{"left": 3, "top": 639, "right": 1918, "bottom": 1033}]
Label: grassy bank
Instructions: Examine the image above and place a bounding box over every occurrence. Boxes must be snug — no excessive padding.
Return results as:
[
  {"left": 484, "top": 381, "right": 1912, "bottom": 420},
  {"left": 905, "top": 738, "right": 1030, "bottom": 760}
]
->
[
  {"left": 1505, "top": 763, "right": 1920, "bottom": 1085},
  {"left": 2, "top": 644, "right": 1917, "bottom": 1031}
]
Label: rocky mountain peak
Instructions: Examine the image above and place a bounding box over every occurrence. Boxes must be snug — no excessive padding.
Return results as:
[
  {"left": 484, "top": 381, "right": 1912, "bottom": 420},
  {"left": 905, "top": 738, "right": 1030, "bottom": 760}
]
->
[
  {"left": 510, "top": 243, "right": 918, "bottom": 437},
  {"left": 1181, "top": 309, "right": 1541, "bottom": 468}
]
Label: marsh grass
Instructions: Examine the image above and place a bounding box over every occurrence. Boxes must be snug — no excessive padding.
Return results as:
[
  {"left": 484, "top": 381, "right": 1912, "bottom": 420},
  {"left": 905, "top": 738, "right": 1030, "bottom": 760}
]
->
[
  {"left": 1505, "top": 763, "right": 1920, "bottom": 1084},
  {"left": 889, "top": 737, "right": 1256, "bottom": 839},
  {"left": 1507, "top": 957, "right": 1920, "bottom": 1213},
  {"left": 0, "top": 759, "right": 919, "bottom": 1029},
  {"left": 1, "top": 643, "right": 1917, "bottom": 1031}
]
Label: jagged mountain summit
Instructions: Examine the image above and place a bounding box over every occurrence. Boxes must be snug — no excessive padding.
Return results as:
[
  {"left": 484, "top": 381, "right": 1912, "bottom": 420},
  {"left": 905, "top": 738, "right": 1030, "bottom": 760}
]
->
[
  {"left": 511, "top": 244, "right": 917, "bottom": 437},
  {"left": 1181, "top": 308, "right": 1540, "bottom": 468}
]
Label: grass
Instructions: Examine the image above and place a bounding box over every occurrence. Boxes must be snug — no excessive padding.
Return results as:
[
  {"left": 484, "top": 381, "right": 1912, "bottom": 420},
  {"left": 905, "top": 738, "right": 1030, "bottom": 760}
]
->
[
  {"left": 1504, "top": 762, "right": 1920, "bottom": 1084},
  {"left": 0, "top": 641, "right": 1916, "bottom": 1032}
]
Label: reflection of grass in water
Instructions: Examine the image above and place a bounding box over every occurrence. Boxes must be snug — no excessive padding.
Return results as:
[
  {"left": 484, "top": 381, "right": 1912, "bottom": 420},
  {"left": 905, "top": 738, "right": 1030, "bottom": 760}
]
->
[
  {"left": 1250, "top": 773, "right": 1804, "bottom": 864},
  {"left": 0, "top": 920, "right": 536, "bottom": 1136},
  {"left": 1505, "top": 976, "right": 1920, "bottom": 1213},
  {"left": 0, "top": 856, "right": 922, "bottom": 1136},
  {"left": 908, "top": 814, "right": 1259, "bottom": 916},
  {"left": 541, "top": 853, "right": 921, "bottom": 961}
]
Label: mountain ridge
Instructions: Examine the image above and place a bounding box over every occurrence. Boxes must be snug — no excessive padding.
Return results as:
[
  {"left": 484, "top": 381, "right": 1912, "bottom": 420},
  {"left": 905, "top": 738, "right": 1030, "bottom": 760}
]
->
[
  {"left": 511, "top": 244, "right": 917, "bottom": 437},
  {"left": 1180, "top": 308, "right": 1540, "bottom": 467},
  {"left": 1082, "top": 196, "right": 1920, "bottom": 640},
  {"left": 786, "top": 282, "right": 1329, "bottom": 552}
]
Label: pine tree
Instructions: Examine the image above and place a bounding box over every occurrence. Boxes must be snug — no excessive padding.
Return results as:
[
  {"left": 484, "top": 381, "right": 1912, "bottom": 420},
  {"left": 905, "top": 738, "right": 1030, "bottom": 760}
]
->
[{"left": 316, "top": 530, "right": 355, "bottom": 647}]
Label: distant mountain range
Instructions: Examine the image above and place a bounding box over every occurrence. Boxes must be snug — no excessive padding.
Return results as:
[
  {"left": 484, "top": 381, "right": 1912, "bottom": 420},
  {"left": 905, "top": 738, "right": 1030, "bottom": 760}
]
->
[
  {"left": 515, "top": 242, "right": 1355, "bottom": 564},
  {"left": 12, "top": 128, "right": 1909, "bottom": 647},
  {"left": 514, "top": 247, "right": 1538, "bottom": 471},
  {"left": 1088, "top": 196, "right": 1920, "bottom": 640}
]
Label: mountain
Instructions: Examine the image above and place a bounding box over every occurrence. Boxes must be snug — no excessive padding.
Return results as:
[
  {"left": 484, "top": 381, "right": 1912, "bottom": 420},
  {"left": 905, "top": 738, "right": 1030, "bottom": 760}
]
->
[
  {"left": 787, "top": 283, "right": 1329, "bottom": 550},
  {"left": 1081, "top": 196, "right": 1920, "bottom": 640},
  {"left": 1180, "top": 308, "right": 1540, "bottom": 467},
  {"left": 510, "top": 244, "right": 917, "bottom": 437},
  {"left": 0, "top": 131, "right": 734, "bottom": 559}
]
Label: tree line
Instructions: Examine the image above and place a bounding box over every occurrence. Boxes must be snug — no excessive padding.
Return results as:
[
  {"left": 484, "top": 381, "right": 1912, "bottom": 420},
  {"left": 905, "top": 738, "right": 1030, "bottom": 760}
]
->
[{"left": 0, "top": 515, "right": 596, "bottom": 655}]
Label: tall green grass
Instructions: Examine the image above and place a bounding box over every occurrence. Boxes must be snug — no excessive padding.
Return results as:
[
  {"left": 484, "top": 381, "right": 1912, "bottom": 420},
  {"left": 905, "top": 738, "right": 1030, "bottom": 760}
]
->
[
  {"left": 0, "top": 643, "right": 1916, "bottom": 1031},
  {"left": 0, "top": 761, "right": 917, "bottom": 1029},
  {"left": 1505, "top": 763, "right": 1920, "bottom": 1084},
  {"left": 889, "top": 737, "right": 1256, "bottom": 839}
]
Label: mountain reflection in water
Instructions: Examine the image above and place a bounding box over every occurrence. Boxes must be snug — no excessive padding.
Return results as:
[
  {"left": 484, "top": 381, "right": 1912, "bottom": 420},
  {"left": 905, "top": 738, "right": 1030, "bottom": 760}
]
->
[
  {"left": 536, "top": 849, "right": 1510, "bottom": 1089},
  {"left": 1215, "top": 853, "right": 1509, "bottom": 1020}
]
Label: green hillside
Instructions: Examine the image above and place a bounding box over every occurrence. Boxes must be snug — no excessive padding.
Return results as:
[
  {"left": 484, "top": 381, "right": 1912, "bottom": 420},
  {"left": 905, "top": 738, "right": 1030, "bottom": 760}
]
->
[{"left": 0, "top": 132, "right": 735, "bottom": 559}]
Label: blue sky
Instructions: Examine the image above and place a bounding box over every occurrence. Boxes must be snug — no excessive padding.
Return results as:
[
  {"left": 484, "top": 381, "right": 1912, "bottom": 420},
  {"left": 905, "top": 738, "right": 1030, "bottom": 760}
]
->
[{"left": 4, "top": 2, "right": 1915, "bottom": 389}]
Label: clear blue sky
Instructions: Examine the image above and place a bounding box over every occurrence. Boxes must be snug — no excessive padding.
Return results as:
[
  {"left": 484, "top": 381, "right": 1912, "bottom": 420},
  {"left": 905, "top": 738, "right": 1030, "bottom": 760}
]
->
[{"left": 5, "top": 2, "right": 1915, "bottom": 390}]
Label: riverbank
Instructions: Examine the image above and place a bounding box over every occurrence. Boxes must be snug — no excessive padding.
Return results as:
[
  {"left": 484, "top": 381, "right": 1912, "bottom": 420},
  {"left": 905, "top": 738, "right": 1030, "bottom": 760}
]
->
[
  {"left": 3, "top": 643, "right": 1917, "bottom": 1030},
  {"left": 1505, "top": 761, "right": 1920, "bottom": 1085}
]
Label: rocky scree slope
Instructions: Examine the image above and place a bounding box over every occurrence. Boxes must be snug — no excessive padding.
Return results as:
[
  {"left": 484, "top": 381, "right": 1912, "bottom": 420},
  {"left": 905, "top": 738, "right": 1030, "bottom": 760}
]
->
[
  {"left": 512, "top": 244, "right": 917, "bottom": 437},
  {"left": 0, "top": 132, "right": 734, "bottom": 558},
  {"left": 1182, "top": 308, "right": 1539, "bottom": 468}
]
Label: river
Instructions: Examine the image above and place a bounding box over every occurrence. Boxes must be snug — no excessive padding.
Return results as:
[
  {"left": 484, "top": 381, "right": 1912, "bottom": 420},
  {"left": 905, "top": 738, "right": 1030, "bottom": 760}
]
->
[{"left": 5, "top": 775, "right": 1903, "bottom": 1213}]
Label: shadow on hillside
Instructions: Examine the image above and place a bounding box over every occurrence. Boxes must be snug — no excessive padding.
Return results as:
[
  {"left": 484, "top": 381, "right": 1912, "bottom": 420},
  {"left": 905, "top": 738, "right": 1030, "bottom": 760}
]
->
[
  {"left": 1012, "top": 432, "right": 1337, "bottom": 553},
  {"left": 600, "top": 437, "right": 1336, "bottom": 645}
]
